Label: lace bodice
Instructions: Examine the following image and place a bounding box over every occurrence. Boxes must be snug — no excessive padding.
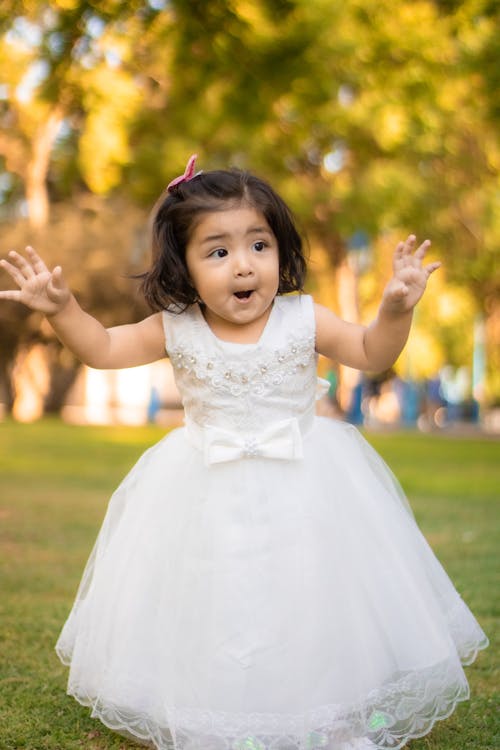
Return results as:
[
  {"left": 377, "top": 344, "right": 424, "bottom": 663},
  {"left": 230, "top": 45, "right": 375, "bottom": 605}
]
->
[{"left": 162, "top": 295, "right": 319, "bottom": 435}]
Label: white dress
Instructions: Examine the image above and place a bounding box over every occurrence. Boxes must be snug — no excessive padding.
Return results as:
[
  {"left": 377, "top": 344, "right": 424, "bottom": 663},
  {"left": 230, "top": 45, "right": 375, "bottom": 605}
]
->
[{"left": 56, "top": 294, "right": 488, "bottom": 750}]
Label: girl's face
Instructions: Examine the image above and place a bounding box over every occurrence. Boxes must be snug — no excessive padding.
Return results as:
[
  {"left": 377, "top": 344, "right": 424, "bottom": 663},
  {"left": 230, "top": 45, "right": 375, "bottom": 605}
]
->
[{"left": 185, "top": 205, "right": 280, "bottom": 340}]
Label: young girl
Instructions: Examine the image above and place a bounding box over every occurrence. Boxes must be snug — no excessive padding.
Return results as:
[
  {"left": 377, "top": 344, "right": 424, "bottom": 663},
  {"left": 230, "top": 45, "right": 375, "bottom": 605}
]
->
[{"left": 0, "top": 157, "right": 488, "bottom": 750}]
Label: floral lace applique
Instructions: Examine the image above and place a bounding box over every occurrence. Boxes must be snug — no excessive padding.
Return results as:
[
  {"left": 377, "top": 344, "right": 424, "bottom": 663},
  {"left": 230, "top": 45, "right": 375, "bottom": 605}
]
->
[{"left": 169, "top": 330, "right": 316, "bottom": 399}]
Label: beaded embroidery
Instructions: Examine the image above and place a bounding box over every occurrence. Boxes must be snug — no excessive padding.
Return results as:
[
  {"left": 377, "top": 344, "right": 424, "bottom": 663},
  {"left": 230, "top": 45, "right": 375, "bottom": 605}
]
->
[
  {"left": 163, "top": 296, "right": 319, "bottom": 433},
  {"left": 169, "top": 331, "right": 315, "bottom": 398}
]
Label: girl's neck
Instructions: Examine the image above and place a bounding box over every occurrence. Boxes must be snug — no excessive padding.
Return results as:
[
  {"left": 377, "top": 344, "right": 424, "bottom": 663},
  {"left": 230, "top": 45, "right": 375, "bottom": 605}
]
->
[{"left": 200, "top": 301, "right": 274, "bottom": 344}]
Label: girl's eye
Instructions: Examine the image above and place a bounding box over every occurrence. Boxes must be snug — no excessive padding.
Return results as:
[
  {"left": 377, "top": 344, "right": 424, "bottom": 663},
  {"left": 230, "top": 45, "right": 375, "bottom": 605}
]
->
[
  {"left": 253, "top": 241, "right": 267, "bottom": 252},
  {"left": 211, "top": 248, "right": 227, "bottom": 258}
]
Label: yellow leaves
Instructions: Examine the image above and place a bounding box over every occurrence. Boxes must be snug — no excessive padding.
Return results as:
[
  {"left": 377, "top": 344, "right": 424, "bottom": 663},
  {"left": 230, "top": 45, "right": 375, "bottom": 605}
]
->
[
  {"left": 433, "top": 285, "right": 477, "bottom": 327},
  {"left": 78, "top": 66, "right": 142, "bottom": 194},
  {"left": 373, "top": 105, "right": 410, "bottom": 151},
  {"left": 402, "top": 272, "right": 477, "bottom": 378},
  {"left": 306, "top": 241, "right": 340, "bottom": 314},
  {"left": 395, "top": 327, "right": 443, "bottom": 380},
  {"left": 79, "top": 115, "right": 127, "bottom": 194},
  {"left": 0, "top": 33, "right": 40, "bottom": 96},
  {"left": 436, "top": 76, "right": 478, "bottom": 117},
  {"left": 352, "top": 230, "right": 480, "bottom": 379},
  {"left": 456, "top": 8, "right": 495, "bottom": 56},
  {"left": 229, "top": 0, "right": 270, "bottom": 33},
  {"left": 52, "top": 0, "right": 80, "bottom": 9},
  {"left": 398, "top": 0, "right": 437, "bottom": 26}
]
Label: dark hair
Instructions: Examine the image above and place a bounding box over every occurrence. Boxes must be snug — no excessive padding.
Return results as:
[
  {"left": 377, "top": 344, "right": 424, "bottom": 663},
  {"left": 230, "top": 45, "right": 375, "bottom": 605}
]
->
[{"left": 140, "top": 168, "right": 306, "bottom": 311}]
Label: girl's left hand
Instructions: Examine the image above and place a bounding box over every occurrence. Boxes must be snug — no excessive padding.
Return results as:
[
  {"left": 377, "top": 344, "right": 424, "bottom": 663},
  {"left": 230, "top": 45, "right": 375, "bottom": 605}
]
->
[{"left": 381, "top": 235, "right": 441, "bottom": 314}]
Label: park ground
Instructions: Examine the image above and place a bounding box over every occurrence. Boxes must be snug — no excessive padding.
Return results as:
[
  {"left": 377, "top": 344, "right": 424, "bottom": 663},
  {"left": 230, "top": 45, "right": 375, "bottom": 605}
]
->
[{"left": 0, "top": 420, "right": 498, "bottom": 750}]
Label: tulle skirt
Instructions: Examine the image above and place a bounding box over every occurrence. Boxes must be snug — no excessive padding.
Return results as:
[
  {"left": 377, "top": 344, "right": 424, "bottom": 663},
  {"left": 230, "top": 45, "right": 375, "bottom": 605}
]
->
[{"left": 56, "top": 418, "right": 488, "bottom": 750}]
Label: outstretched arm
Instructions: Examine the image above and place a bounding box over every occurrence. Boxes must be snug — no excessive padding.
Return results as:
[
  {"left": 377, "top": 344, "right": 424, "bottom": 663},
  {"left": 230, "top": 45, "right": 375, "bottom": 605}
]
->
[
  {"left": 315, "top": 235, "right": 440, "bottom": 371},
  {"left": 0, "top": 247, "right": 166, "bottom": 369}
]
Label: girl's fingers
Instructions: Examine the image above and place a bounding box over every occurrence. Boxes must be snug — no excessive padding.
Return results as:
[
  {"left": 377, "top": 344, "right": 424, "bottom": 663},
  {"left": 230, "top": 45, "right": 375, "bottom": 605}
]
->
[
  {"left": 47, "top": 267, "right": 66, "bottom": 297},
  {"left": 425, "top": 261, "right": 441, "bottom": 276},
  {"left": 393, "top": 242, "right": 407, "bottom": 272},
  {"left": 395, "top": 237, "right": 435, "bottom": 273},
  {"left": 52, "top": 266, "right": 64, "bottom": 286},
  {"left": 7, "top": 250, "right": 36, "bottom": 279},
  {"left": 0, "top": 258, "right": 25, "bottom": 287},
  {"left": 0, "top": 288, "right": 22, "bottom": 302},
  {"left": 385, "top": 277, "right": 409, "bottom": 300},
  {"left": 25, "top": 245, "right": 49, "bottom": 274},
  {"left": 394, "top": 242, "right": 405, "bottom": 259},
  {"left": 393, "top": 236, "right": 417, "bottom": 268},
  {"left": 414, "top": 240, "right": 431, "bottom": 261},
  {"left": 392, "top": 281, "right": 409, "bottom": 297},
  {"left": 401, "top": 235, "right": 416, "bottom": 256}
]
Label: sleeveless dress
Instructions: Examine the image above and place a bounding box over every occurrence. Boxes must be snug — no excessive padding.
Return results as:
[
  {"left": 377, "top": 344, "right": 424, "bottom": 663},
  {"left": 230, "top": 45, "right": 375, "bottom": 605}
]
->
[{"left": 56, "top": 294, "right": 488, "bottom": 750}]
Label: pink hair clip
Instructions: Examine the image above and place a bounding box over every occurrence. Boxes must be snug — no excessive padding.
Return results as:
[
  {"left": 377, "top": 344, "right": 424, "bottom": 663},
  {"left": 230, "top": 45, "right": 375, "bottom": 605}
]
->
[{"left": 167, "top": 154, "right": 202, "bottom": 193}]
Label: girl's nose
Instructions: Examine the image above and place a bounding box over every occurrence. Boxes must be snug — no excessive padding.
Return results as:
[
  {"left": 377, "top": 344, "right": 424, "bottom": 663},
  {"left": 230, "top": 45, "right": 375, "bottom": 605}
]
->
[{"left": 233, "top": 250, "right": 254, "bottom": 276}]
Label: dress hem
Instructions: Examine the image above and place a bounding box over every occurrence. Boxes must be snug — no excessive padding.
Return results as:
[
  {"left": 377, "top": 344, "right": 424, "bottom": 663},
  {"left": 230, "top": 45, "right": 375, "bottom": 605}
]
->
[{"left": 57, "top": 638, "right": 489, "bottom": 750}]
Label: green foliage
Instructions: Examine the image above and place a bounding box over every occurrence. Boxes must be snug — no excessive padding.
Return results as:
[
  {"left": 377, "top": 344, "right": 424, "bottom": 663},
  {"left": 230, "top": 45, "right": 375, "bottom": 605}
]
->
[
  {"left": 0, "top": 420, "right": 497, "bottom": 748},
  {"left": 1, "top": 1, "right": 498, "bottom": 295},
  {"left": 0, "top": 0, "right": 499, "bottom": 400}
]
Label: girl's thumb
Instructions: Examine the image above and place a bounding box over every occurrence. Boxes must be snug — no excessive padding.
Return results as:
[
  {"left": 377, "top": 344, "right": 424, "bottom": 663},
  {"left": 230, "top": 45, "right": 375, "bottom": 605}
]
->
[
  {"left": 51, "top": 266, "right": 65, "bottom": 288},
  {"left": 48, "top": 266, "right": 68, "bottom": 299}
]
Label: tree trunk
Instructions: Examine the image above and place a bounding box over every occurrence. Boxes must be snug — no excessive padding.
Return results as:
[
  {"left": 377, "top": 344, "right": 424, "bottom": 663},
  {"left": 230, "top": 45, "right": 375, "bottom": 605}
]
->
[
  {"left": 25, "top": 107, "right": 63, "bottom": 228},
  {"left": 336, "top": 259, "right": 362, "bottom": 413}
]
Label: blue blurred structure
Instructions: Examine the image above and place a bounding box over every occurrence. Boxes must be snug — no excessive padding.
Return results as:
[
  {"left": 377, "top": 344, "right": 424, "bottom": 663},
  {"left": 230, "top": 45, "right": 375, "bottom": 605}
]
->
[
  {"left": 346, "top": 378, "right": 364, "bottom": 425},
  {"left": 472, "top": 315, "right": 485, "bottom": 422},
  {"left": 344, "top": 368, "right": 481, "bottom": 430},
  {"left": 400, "top": 380, "right": 420, "bottom": 426},
  {"left": 147, "top": 385, "right": 161, "bottom": 423}
]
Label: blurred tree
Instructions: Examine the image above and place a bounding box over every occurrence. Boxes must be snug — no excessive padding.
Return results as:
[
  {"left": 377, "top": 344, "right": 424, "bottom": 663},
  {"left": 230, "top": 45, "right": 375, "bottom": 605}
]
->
[
  {"left": 123, "top": 0, "right": 499, "bottom": 305},
  {"left": 0, "top": 0, "right": 498, "bottom": 412},
  {"left": 127, "top": 0, "right": 499, "bottom": 402},
  {"left": 0, "top": 0, "right": 162, "bottom": 225},
  {"left": 0, "top": 1, "right": 159, "bottom": 407}
]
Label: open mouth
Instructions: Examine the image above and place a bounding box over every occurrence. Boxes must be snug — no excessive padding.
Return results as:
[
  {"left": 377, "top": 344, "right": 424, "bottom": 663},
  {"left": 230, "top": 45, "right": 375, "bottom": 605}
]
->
[{"left": 234, "top": 290, "right": 253, "bottom": 299}]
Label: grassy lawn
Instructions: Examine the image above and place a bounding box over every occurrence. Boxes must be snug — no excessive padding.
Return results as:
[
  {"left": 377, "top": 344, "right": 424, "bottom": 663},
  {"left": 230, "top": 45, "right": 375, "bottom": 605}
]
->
[{"left": 0, "top": 419, "right": 497, "bottom": 750}]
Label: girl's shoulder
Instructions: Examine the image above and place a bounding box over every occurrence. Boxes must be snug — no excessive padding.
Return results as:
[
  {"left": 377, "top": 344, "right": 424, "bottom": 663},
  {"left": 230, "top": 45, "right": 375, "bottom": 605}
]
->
[
  {"left": 162, "top": 301, "right": 196, "bottom": 316},
  {"left": 274, "top": 293, "right": 315, "bottom": 337},
  {"left": 161, "top": 303, "right": 199, "bottom": 344},
  {"left": 275, "top": 292, "right": 314, "bottom": 318}
]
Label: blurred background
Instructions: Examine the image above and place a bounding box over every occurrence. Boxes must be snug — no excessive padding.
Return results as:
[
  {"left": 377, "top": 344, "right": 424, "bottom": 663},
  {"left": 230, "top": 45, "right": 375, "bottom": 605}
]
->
[{"left": 0, "top": 0, "right": 498, "bottom": 433}]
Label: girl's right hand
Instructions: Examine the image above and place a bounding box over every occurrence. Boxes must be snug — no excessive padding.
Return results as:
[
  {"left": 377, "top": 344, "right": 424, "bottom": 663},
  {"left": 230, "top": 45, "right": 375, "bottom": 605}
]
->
[{"left": 0, "top": 246, "right": 71, "bottom": 316}]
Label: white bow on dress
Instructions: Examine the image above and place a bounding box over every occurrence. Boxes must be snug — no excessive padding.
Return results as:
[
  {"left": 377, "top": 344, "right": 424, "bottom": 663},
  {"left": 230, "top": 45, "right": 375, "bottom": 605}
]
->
[{"left": 202, "top": 417, "right": 304, "bottom": 466}]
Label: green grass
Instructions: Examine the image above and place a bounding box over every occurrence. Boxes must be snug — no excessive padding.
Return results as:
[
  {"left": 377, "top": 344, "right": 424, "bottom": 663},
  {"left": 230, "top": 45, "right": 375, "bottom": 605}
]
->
[{"left": 0, "top": 419, "right": 498, "bottom": 750}]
